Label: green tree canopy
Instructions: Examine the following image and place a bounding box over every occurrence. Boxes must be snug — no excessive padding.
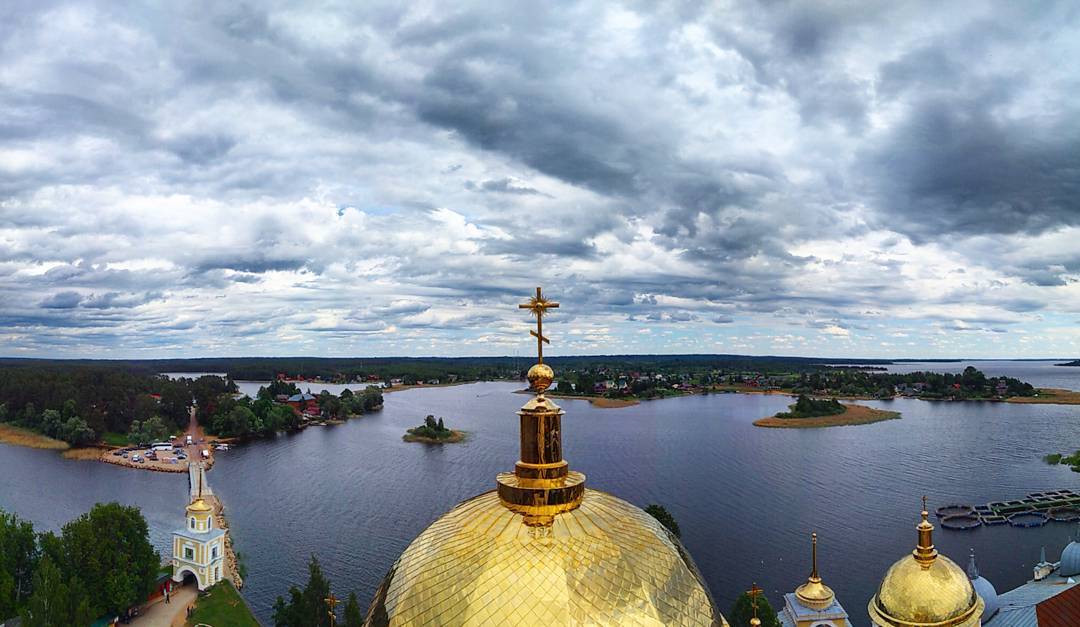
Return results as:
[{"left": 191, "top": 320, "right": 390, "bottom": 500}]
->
[
  {"left": 343, "top": 591, "right": 363, "bottom": 627},
  {"left": 19, "top": 556, "right": 93, "bottom": 627},
  {"left": 44, "top": 502, "right": 159, "bottom": 617},
  {"left": 644, "top": 504, "right": 681, "bottom": 538},
  {"left": 0, "top": 509, "right": 38, "bottom": 619},
  {"left": 273, "top": 555, "right": 334, "bottom": 627},
  {"left": 729, "top": 590, "right": 781, "bottom": 627}
]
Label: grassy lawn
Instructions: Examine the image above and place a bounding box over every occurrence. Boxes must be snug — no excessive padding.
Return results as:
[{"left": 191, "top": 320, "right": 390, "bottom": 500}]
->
[
  {"left": 186, "top": 581, "right": 259, "bottom": 627},
  {"left": 101, "top": 431, "right": 129, "bottom": 446}
]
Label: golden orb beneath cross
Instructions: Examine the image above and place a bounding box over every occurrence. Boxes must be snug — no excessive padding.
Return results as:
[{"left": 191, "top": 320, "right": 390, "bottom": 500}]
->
[{"left": 527, "top": 363, "right": 554, "bottom": 393}]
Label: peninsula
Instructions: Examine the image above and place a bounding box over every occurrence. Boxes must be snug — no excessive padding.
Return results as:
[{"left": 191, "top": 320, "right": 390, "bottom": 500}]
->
[{"left": 754, "top": 396, "right": 901, "bottom": 429}]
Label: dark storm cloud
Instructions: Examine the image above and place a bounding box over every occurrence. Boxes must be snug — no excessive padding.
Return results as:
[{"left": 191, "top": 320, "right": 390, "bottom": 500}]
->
[
  {"left": 464, "top": 178, "right": 548, "bottom": 196},
  {"left": 1, "top": 1, "right": 1079, "bottom": 357},
  {"left": 39, "top": 291, "right": 82, "bottom": 309},
  {"left": 192, "top": 254, "right": 309, "bottom": 275},
  {"left": 866, "top": 97, "right": 1080, "bottom": 240}
]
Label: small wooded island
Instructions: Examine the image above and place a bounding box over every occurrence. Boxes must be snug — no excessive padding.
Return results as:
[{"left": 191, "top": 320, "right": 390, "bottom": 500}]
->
[
  {"left": 754, "top": 395, "right": 900, "bottom": 428},
  {"left": 403, "top": 415, "right": 465, "bottom": 443}
]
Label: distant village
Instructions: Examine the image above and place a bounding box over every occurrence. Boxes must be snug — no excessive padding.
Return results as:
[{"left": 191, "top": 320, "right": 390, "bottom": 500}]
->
[{"left": 269, "top": 364, "right": 1036, "bottom": 403}]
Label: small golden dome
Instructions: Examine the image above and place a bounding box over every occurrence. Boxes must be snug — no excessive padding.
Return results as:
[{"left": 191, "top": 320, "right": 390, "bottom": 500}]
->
[
  {"left": 795, "top": 533, "right": 835, "bottom": 611},
  {"left": 868, "top": 501, "right": 983, "bottom": 627},
  {"left": 187, "top": 498, "right": 212, "bottom": 513},
  {"left": 365, "top": 489, "right": 723, "bottom": 626}
]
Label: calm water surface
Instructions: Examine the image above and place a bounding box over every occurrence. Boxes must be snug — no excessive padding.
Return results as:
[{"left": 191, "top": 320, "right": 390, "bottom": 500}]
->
[{"left": 6, "top": 366, "right": 1080, "bottom": 626}]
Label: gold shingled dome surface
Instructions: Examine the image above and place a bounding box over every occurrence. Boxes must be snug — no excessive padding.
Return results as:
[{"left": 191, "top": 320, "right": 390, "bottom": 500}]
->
[
  {"left": 365, "top": 490, "right": 723, "bottom": 626},
  {"left": 868, "top": 499, "right": 982, "bottom": 627},
  {"left": 868, "top": 554, "right": 982, "bottom": 626}
]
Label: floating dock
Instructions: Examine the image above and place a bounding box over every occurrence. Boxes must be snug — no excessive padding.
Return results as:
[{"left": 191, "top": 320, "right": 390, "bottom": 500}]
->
[{"left": 936, "top": 490, "right": 1080, "bottom": 530}]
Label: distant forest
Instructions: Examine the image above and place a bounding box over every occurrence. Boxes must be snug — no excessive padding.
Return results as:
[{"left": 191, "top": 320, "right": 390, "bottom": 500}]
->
[{"left": 0, "top": 354, "right": 894, "bottom": 382}]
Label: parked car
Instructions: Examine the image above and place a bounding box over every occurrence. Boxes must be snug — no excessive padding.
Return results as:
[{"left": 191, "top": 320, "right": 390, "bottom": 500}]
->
[{"left": 131, "top": 454, "right": 141, "bottom": 462}]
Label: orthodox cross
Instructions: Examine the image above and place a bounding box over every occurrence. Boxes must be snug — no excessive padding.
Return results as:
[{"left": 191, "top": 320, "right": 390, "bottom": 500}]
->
[
  {"left": 325, "top": 594, "right": 339, "bottom": 627},
  {"left": 747, "top": 583, "right": 763, "bottom": 624},
  {"left": 519, "top": 287, "right": 559, "bottom": 364},
  {"left": 922, "top": 495, "right": 928, "bottom": 513}
]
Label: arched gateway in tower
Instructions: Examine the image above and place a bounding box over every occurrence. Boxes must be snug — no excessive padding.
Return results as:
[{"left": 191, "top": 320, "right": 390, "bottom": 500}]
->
[{"left": 364, "top": 287, "right": 726, "bottom": 626}]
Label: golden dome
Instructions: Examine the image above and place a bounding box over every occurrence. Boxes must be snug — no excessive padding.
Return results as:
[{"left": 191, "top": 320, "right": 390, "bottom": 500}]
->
[
  {"left": 365, "top": 288, "right": 724, "bottom": 626},
  {"left": 794, "top": 533, "right": 835, "bottom": 611},
  {"left": 868, "top": 502, "right": 983, "bottom": 627},
  {"left": 364, "top": 489, "right": 723, "bottom": 626},
  {"left": 186, "top": 498, "right": 212, "bottom": 513},
  {"left": 527, "top": 363, "right": 554, "bottom": 393}
]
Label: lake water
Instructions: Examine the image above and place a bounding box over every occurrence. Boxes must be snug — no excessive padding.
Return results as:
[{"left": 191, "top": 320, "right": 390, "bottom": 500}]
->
[{"left": 6, "top": 365, "right": 1080, "bottom": 626}]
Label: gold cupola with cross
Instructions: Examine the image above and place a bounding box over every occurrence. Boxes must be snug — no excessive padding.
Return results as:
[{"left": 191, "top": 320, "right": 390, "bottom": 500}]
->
[
  {"left": 364, "top": 287, "right": 727, "bottom": 626},
  {"left": 868, "top": 498, "right": 983, "bottom": 627},
  {"left": 780, "top": 533, "right": 849, "bottom": 627}
]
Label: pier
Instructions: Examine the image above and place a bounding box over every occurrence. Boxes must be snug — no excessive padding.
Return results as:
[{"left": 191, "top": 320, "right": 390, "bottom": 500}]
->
[
  {"left": 936, "top": 489, "right": 1080, "bottom": 530},
  {"left": 189, "top": 462, "right": 214, "bottom": 500}
]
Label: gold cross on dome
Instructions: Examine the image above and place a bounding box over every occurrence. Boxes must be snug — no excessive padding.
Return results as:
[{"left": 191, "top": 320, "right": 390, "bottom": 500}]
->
[
  {"left": 326, "top": 594, "right": 339, "bottom": 627},
  {"left": 747, "top": 583, "right": 763, "bottom": 619},
  {"left": 922, "top": 495, "right": 928, "bottom": 513},
  {"left": 519, "top": 287, "right": 559, "bottom": 364}
]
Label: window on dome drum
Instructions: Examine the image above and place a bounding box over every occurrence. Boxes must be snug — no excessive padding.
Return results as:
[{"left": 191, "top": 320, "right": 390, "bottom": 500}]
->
[
  {"left": 190, "top": 517, "right": 195, "bottom": 529},
  {"left": 184, "top": 547, "right": 194, "bottom": 560}
]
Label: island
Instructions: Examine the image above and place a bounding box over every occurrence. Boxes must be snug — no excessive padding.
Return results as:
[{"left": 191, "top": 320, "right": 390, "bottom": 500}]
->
[
  {"left": 403, "top": 415, "right": 465, "bottom": 443},
  {"left": 754, "top": 395, "right": 901, "bottom": 428},
  {"left": 1057, "top": 360, "right": 1080, "bottom": 367}
]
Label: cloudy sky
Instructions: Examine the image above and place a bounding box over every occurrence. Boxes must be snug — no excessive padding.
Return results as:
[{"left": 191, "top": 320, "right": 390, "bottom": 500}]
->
[{"left": 2, "top": 1, "right": 1079, "bottom": 359}]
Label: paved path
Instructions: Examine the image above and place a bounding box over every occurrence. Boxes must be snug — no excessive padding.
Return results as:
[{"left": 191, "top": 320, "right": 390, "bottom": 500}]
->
[{"left": 129, "top": 584, "right": 198, "bottom": 627}]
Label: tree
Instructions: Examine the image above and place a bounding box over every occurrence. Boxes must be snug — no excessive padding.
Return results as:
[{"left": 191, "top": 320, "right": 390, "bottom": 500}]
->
[
  {"left": 19, "top": 556, "right": 92, "bottom": 627},
  {"left": 343, "top": 591, "right": 363, "bottom": 627},
  {"left": 272, "top": 555, "right": 334, "bottom": 627},
  {"left": 158, "top": 382, "right": 192, "bottom": 425},
  {"left": 58, "top": 416, "right": 95, "bottom": 446},
  {"left": 128, "top": 415, "right": 170, "bottom": 445},
  {"left": 360, "top": 386, "right": 383, "bottom": 411},
  {"left": 50, "top": 502, "right": 159, "bottom": 617},
  {"left": 729, "top": 590, "right": 781, "bottom": 627},
  {"left": 644, "top": 504, "right": 681, "bottom": 538},
  {"left": 39, "top": 410, "right": 62, "bottom": 439},
  {"left": 0, "top": 509, "right": 38, "bottom": 619}
]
